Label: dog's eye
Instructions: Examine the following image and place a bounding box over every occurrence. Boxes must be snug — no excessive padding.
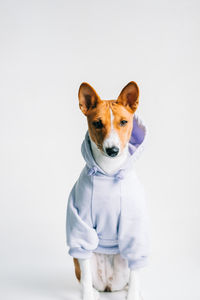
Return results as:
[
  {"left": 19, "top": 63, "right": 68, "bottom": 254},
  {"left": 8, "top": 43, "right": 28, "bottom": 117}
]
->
[
  {"left": 120, "top": 120, "right": 128, "bottom": 127},
  {"left": 93, "top": 120, "right": 103, "bottom": 129}
]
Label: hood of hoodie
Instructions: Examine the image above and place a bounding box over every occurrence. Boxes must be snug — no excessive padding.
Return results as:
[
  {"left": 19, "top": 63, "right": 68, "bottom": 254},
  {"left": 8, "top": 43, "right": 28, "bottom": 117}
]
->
[{"left": 81, "top": 114, "right": 147, "bottom": 177}]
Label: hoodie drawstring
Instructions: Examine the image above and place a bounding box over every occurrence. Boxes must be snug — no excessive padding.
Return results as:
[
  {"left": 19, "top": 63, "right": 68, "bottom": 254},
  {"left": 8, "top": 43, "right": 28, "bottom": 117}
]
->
[
  {"left": 87, "top": 166, "right": 98, "bottom": 176},
  {"left": 114, "top": 169, "right": 125, "bottom": 181},
  {"left": 87, "top": 166, "right": 125, "bottom": 181}
]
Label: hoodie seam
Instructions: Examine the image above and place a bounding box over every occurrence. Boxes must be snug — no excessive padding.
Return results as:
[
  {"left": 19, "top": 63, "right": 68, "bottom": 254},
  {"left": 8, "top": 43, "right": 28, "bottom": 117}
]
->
[
  {"left": 91, "top": 174, "right": 95, "bottom": 228},
  {"left": 118, "top": 179, "right": 122, "bottom": 241},
  {"left": 120, "top": 179, "right": 122, "bottom": 213}
]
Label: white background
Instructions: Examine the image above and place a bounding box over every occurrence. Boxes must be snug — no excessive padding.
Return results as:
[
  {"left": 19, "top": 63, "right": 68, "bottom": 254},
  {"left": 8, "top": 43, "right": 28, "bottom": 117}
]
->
[{"left": 0, "top": 0, "right": 200, "bottom": 299}]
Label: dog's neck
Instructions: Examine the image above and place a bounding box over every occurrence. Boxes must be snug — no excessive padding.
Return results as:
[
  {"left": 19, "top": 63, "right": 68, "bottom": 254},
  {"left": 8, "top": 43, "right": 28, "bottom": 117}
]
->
[{"left": 89, "top": 136, "right": 128, "bottom": 174}]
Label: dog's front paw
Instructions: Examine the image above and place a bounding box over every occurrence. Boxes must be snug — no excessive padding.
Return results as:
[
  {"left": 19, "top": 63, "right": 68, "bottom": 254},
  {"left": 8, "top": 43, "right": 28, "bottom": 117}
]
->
[
  {"left": 82, "top": 291, "right": 94, "bottom": 300},
  {"left": 82, "top": 288, "right": 99, "bottom": 300},
  {"left": 127, "top": 291, "right": 143, "bottom": 300},
  {"left": 93, "top": 288, "right": 100, "bottom": 300}
]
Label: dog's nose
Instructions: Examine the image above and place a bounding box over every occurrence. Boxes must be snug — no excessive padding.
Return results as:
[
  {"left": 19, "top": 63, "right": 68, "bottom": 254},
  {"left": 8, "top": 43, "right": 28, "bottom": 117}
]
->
[{"left": 106, "top": 146, "right": 119, "bottom": 157}]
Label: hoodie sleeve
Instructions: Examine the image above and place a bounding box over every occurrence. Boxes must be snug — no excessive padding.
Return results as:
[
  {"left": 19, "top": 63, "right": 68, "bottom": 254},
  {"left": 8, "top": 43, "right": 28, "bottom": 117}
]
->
[
  {"left": 66, "top": 168, "right": 99, "bottom": 259},
  {"left": 118, "top": 173, "right": 150, "bottom": 270}
]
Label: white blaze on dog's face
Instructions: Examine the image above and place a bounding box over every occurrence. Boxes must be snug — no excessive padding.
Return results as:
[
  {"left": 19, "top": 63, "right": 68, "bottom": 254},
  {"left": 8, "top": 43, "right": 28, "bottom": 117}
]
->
[{"left": 78, "top": 82, "right": 139, "bottom": 157}]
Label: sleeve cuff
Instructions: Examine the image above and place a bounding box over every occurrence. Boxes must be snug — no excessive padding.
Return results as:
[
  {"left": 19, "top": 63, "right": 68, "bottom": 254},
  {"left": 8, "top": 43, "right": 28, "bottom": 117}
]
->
[
  {"left": 68, "top": 247, "right": 93, "bottom": 259},
  {"left": 128, "top": 256, "right": 148, "bottom": 270}
]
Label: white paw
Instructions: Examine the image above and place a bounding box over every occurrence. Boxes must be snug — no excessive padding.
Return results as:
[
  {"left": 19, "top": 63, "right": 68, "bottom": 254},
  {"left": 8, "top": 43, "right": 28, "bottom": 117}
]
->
[
  {"left": 82, "top": 288, "right": 99, "bottom": 300},
  {"left": 127, "top": 291, "right": 143, "bottom": 300},
  {"left": 93, "top": 288, "right": 100, "bottom": 300}
]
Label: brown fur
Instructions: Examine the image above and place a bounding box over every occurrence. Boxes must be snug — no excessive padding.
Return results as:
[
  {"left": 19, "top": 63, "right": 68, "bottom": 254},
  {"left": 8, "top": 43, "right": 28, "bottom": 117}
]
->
[
  {"left": 73, "top": 258, "right": 81, "bottom": 281},
  {"left": 87, "top": 101, "right": 112, "bottom": 151}
]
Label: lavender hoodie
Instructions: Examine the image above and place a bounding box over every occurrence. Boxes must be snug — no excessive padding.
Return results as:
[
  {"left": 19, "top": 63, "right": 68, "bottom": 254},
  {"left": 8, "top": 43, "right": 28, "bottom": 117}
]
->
[{"left": 66, "top": 115, "right": 149, "bottom": 270}]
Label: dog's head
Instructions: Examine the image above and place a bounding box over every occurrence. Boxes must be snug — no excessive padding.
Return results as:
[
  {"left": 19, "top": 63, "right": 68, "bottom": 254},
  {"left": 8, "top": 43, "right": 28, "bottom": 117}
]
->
[{"left": 78, "top": 82, "right": 139, "bottom": 157}]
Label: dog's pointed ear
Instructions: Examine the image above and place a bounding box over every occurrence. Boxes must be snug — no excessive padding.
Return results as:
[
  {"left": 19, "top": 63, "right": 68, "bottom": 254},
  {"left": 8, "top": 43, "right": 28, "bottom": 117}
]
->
[
  {"left": 117, "top": 81, "right": 139, "bottom": 113},
  {"left": 78, "top": 82, "right": 101, "bottom": 115}
]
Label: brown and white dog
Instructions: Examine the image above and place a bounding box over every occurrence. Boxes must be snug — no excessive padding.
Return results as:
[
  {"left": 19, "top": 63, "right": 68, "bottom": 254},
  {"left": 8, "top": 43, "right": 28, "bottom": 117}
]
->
[{"left": 71, "top": 82, "right": 144, "bottom": 300}]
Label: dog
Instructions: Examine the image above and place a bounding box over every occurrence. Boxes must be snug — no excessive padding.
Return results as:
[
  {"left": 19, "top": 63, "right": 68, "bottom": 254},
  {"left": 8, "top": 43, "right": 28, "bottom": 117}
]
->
[{"left": 66, "top": 81, "right": 149, "bottom": 300}]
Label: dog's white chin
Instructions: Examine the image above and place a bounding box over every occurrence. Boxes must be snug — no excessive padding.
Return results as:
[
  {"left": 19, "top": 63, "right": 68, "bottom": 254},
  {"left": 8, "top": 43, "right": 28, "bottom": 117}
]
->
[{"left": 89, "top": 136, "right": 129, "bottom": 174}]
